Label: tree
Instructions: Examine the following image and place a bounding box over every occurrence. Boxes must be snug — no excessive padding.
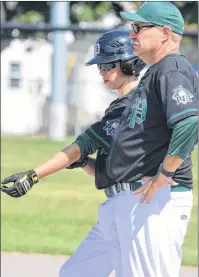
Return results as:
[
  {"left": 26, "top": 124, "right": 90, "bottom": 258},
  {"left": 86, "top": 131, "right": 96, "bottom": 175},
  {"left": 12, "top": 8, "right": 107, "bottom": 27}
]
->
[
  {"left": 171, "top": 1, "right": 198, "bottom": 25},
  {"left": 2, "top": 1, "right": 197, "bottom": 25}
]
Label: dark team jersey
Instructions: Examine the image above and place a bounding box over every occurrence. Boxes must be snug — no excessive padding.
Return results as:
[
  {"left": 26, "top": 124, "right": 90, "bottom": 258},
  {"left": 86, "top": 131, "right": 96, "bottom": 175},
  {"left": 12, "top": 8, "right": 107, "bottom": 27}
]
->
[
  {"left": 106, "top": 54, "right": 198, "bottom": 188},
  {"left": 85, "top": 90, "right": 135, "bottom": 189}
]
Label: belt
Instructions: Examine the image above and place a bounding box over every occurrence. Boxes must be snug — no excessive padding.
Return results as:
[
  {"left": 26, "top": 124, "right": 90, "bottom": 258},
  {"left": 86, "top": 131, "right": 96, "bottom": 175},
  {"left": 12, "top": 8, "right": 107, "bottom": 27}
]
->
[
  {"left": 104, "top": 181, "right": 142, "bottom": 198},
  {"left": 104, "top": 182, "right": 191, "bottom": 198}
]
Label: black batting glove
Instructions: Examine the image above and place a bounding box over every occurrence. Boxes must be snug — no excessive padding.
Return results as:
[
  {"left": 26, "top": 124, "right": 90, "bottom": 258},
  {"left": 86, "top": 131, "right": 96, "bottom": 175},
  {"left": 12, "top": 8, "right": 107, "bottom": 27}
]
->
[
  {"left": 1, "top": 169, "right": 39, "bottom": 198},
  {"left": 66, "top": 157, "right": 88, "bottom": 169}
]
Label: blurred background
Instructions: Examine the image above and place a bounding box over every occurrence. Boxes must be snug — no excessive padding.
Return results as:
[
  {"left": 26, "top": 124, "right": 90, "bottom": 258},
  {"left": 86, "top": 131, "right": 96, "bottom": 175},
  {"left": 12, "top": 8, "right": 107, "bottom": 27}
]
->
[{"left": 1, "top": 1, "right": 198, "bottom": 141}]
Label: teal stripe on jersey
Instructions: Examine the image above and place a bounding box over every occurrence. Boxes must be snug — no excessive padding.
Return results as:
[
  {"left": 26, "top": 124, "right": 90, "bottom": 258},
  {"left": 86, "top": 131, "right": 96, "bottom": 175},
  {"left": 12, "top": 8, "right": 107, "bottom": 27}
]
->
[
  {"left": 167, "top": 109, "right": 198, "bottom": 125},
  {"left": 88, "top": 127, "right": 110, "bottom": 148},
  {"left": 74, "top": 132, "right": 98, "bottom": 157}
]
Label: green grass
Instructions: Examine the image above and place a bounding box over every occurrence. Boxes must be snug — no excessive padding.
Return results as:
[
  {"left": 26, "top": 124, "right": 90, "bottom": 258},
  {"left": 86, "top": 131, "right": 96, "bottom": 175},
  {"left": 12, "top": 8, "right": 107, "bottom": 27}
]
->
[{"left": 1, "top": 135, "right": 198, "bottom": 266}]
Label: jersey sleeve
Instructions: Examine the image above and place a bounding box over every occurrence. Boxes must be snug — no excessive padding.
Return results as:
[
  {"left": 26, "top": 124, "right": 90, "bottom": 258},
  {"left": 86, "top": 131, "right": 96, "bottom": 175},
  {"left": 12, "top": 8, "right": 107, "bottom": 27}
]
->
[
  {"left": 85, "top": 120, "right": 113, "bottom": 153},
  {"left": 157, "top": 71, "right": 198, "bottom": 127},
  {"left": 85, "top": 97, "right": 128, "bottom": 152},
  {"left": 74, "top": 96, "right": 128, "bottom": 158},
  {"left": 74, "top": 117, "right": 116, "bottom": 160}
]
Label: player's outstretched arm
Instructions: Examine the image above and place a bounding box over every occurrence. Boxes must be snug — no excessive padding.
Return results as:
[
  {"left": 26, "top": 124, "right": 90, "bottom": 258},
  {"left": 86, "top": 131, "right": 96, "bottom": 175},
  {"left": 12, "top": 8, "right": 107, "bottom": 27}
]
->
[
  {"left": 35, "top": 144, "right": 81, "bottom": 179},
  {"left": 1, "top": 143, "right": 81, "bottom": 198},
  {"left": 1, "top": 120, "right": 104, "bottom": 198}
]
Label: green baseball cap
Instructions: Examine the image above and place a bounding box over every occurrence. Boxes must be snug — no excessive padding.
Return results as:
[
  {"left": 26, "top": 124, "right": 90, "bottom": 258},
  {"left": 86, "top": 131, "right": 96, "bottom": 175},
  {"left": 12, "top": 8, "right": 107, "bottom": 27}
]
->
[{"left": 120, "top": 2, "right": 184, "bottom": 35}]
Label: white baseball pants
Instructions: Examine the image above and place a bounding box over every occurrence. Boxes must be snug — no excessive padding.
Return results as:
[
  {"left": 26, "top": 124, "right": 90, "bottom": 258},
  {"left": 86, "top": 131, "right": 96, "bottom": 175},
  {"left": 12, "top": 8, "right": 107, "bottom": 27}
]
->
[{"left": 59, "top": 185, "right": 193, "bottom": 277}]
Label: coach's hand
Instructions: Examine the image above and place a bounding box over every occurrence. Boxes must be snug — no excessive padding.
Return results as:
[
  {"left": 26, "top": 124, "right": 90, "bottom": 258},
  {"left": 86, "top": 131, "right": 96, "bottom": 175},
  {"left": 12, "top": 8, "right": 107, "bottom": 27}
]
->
[
  {"left": 134, "top": 173, "right": 172, "bottom": 204},
  {"left": 1, "top": 170, "right": 39, "bottom": 198}
]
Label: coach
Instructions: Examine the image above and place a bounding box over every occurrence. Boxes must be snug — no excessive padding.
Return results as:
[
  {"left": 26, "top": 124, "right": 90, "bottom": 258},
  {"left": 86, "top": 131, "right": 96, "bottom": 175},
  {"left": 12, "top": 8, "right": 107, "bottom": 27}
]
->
[{"left": 104, "top": 2, "right": 198, "bottom": 276}]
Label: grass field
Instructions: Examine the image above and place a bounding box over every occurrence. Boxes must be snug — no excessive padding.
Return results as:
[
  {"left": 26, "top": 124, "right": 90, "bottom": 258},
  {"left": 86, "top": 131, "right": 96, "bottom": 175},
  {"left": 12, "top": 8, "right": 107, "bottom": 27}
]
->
[{"left": 1, "top": 135, "right": 198, "bottom": 266}]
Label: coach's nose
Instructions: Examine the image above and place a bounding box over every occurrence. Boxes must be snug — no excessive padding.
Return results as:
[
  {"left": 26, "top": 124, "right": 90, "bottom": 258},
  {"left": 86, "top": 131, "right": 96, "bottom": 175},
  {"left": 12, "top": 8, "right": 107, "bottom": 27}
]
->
[{"left": 129, "top": 29, "right": 137, "bottom": 39}]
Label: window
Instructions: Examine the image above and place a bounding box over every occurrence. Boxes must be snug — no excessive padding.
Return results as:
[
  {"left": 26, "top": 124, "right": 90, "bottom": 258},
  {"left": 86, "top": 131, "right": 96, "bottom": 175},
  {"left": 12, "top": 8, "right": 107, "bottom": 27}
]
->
[
  {"left": 11, "top": 63, "right": 20, "bottom": 73},
  {"left": 9, "top": 62, "right": 21, "bottom": 88},
  {"left": 10, "top": 79, "right": 20, "bottom": 88}
]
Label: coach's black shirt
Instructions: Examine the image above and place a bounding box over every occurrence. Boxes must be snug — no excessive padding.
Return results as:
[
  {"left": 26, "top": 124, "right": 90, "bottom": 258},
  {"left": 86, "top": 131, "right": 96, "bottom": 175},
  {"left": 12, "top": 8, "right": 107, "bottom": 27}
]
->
[{"left": 106, "top": 54, "right": 198, "bottom": 188}]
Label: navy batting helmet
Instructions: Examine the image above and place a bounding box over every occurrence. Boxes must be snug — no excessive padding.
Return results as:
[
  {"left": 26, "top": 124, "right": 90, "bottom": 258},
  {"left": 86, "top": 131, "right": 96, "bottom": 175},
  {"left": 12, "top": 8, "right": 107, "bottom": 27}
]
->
[{"left": 85, "top": 29, "right": 146, "bottom": 77}]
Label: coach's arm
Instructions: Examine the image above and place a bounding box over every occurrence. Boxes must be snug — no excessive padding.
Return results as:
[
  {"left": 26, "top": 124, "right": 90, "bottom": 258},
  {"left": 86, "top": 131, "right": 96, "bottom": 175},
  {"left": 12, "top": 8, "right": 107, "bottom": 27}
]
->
[{"left": 134, "top": 115, "right": 198, "bottom": 203}]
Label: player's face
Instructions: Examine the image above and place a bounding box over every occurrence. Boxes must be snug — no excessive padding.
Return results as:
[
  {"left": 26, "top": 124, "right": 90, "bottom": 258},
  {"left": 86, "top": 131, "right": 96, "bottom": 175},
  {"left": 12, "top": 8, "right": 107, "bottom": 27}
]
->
[
  {"left": 129, "top": 22, "right": 164, "bottom": 62},
  {"left": 98, "top": 63, "right": 127, "bottom": 90}
]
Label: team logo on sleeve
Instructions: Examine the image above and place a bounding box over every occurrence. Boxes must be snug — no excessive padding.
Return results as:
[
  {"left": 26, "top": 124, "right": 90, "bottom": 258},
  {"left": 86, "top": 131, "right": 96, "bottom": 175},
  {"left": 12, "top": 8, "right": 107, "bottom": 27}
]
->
[
  {"left": 172, "top": 85, "right": 193, "bottom": 105},
  {"left": 128, "top": 98, "right": 147, "bottom": 129},
  {"left": 103, "top": 119, "right": 119, "bottom": 136}
]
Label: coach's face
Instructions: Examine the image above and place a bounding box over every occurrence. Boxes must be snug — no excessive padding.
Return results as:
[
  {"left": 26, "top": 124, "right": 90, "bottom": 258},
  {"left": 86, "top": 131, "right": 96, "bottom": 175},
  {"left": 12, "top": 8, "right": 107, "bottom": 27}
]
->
[
  {"left": 129, "top": 22, "right": 165, "bottom": 63},
  {"left": 98, "top": 63, "right": 127, "bottom": 90}
]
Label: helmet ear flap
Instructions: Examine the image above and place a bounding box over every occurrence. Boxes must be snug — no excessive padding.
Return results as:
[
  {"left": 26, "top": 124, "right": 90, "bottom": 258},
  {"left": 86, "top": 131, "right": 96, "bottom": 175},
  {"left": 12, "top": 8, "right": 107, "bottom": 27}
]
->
[
  {"left": 120, "top": 60, "right": 136, "bottom": 76},
  {"left": 120, "top": 58, "right": 146, "bottom": 76}
]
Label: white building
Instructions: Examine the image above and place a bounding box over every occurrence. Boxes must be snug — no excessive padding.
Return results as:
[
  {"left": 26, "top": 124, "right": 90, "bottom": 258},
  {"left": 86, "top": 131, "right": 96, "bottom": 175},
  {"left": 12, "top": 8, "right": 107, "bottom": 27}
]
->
[
  {"left": 1, "top": 38, "right": 116, "bottom": 135},
  {"left": 1, "top": 39, "right": 52, "bottom": 135}
]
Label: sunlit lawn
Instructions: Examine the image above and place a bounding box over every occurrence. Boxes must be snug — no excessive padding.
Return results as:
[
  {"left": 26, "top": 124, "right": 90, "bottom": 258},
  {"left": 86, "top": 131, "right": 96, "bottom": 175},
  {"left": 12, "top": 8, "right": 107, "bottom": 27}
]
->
[{"left": 1, "top": 135, "right": 198, "bottom": 266}]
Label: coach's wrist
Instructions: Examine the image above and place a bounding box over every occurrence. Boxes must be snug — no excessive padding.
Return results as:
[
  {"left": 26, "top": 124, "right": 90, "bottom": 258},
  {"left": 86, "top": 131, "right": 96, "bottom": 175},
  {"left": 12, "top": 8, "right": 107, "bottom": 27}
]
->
[
  {"left": 158, "top": 163, "right": 176, "bottom": 178},
  {"left": 162, "top": 156, "right": 184, "bottom": 173},
  {"left": 156, "top": 171, "right": 173, "bottom": 185}
]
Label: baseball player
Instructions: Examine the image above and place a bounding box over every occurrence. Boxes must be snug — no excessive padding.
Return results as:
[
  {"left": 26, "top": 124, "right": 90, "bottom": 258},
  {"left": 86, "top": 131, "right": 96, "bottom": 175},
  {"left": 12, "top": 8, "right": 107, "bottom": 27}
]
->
[{"left": 1, "top": 30, "right": 148, "bottom": 277}]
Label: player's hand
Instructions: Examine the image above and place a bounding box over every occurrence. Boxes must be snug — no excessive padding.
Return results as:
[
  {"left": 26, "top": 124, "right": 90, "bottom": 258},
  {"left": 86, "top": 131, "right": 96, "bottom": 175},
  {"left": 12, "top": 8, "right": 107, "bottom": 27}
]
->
[
  {"left": 66, "top": 157, "right": 88, "bottom": 169},
  {"left": 134, "top": 173, "right": 172, "bottom": 204},
  {"left": 1, "top": 170, "right": 39, "bottom": 198}
]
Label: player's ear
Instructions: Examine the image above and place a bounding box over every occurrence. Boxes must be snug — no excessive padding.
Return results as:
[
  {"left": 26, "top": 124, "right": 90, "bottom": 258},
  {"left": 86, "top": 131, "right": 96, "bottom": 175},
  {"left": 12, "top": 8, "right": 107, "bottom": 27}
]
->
[{"left": 161, "top": 26, "right": 171, "bottom": 42}]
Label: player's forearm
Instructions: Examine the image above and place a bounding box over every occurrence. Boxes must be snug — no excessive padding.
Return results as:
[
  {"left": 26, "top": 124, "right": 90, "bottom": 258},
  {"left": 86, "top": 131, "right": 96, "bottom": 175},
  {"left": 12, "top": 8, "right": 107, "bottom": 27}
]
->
[
  {"left": 162, "top": 156, "right": 184, "bottom": 173},
  {"left": 83, "top": 157, "right": 96, "bottom": 176},
  {"left": 34, "top": 143, "right": 81, "bottom": 179}
]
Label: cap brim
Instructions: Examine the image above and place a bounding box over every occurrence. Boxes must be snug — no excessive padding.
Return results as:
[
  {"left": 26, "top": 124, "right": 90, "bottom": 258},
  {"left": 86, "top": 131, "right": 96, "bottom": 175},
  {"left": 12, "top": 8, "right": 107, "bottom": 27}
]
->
[
  {"left": 120, "top": 12, "right": 149, "bottom": 23},
  {"left": 85, "top": 56, "right": 119, "bottom": 66}
]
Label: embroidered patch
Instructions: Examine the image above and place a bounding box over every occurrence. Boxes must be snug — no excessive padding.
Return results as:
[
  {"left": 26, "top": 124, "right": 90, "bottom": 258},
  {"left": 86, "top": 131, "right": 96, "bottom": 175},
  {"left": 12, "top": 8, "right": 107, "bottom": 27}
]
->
[
  {"left": 103, "top": 119, "right": 119, "bottom": 136},
  {"left": 172, "top": 85, "right": 193, "bottom": 105}
]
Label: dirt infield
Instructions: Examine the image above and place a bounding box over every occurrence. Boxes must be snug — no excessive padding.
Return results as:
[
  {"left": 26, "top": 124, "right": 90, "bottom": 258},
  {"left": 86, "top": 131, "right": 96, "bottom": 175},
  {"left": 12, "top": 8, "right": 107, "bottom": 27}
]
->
[{"left": 1, "top": 252, "right": 198, "bottom": 277}]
